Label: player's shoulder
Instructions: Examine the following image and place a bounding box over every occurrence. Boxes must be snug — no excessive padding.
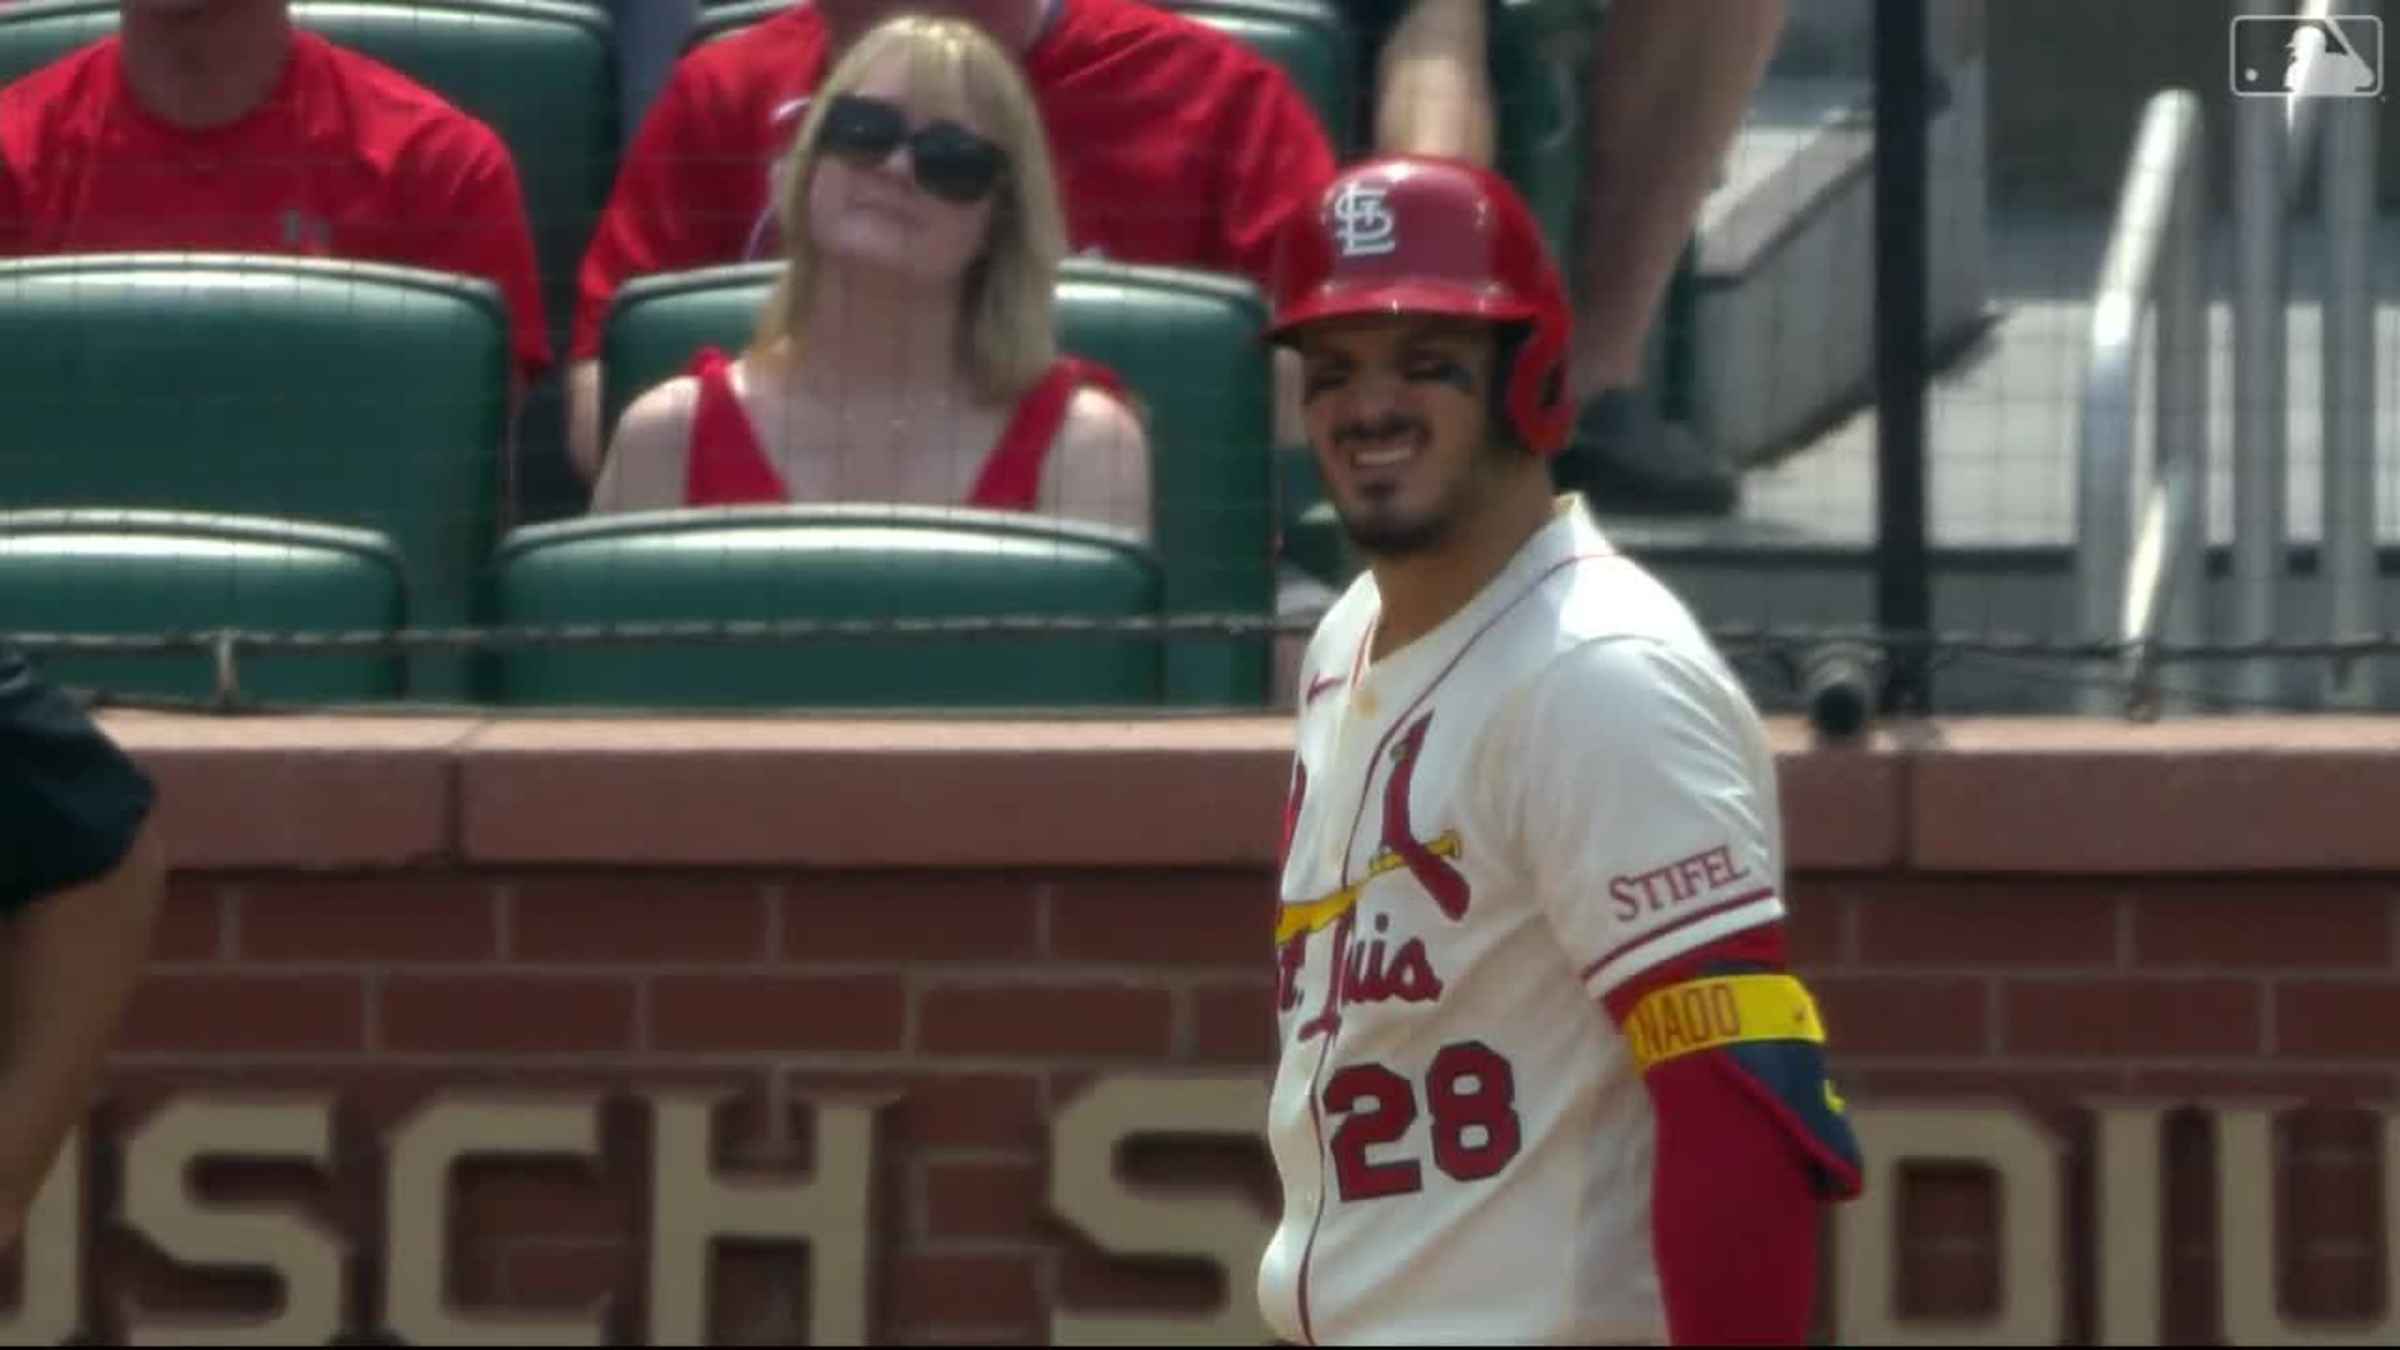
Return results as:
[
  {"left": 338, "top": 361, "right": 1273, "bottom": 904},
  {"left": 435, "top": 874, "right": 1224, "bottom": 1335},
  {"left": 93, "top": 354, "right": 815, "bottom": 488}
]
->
[
  {"left": 1481, "top": 507, "right": 1756, "bottom": 724},
  {"left": 1296, "top": 566, "right": 1381, "bottom": 682},
  {"left": 1525, "top": 509, "right": 1727, "bottom": 662},
  {"left": 1525, "top": 632, "right": 1747, "bottom": 731},
  {"left": 1462, "top": 631, "right": 1772, "bottom": 846}
]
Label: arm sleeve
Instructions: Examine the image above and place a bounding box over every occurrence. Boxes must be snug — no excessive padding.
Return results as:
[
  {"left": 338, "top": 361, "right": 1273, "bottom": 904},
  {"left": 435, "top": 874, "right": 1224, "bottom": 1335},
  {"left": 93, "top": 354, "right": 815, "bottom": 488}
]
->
[
  {"left": 570, "top": 66, "right": 765, "bottom": 359},
  {"left": 0, "top": 647, "right": 157, "bottom": 914},
  {"left": 1488, "top": 641, "right": 1859, "bottom": 1341},
  {"left": 1495, "top": 636, "right": 1788, "bottom": 1000},
  {"left": 1608, "top": 925, "right": 1835, "bottom": 1346},
  {"left": 1212, "top": 65, "right": 1337, "bottom": 288}
]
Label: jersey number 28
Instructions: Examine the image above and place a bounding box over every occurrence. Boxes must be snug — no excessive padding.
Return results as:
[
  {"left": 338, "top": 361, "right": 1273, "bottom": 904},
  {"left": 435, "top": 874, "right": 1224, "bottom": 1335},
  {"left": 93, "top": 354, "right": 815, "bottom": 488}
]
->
[{"left": 1323, "top": 1041, "right": 1521, "bottom": 1201}]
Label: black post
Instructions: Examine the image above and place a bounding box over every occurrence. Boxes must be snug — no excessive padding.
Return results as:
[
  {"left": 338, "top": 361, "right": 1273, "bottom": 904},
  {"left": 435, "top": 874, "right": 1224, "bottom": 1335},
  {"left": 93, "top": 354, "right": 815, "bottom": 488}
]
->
[{"left": 1872, "top": 0, "right": 1933, "bottom": 715}]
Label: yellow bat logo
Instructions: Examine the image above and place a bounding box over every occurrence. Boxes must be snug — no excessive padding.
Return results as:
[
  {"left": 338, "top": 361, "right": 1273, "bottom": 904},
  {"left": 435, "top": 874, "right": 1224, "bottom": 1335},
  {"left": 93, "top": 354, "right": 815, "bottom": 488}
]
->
[{"left": 1274, "top": 831, "right": 1462, "bottom": 946}]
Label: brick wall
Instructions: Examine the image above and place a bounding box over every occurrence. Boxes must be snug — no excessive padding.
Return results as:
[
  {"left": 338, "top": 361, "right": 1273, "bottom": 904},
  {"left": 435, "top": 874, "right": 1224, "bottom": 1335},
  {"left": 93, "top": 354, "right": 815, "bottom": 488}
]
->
[{"left": 3, "top": 714, "right": 2395, "bottom": 1344}]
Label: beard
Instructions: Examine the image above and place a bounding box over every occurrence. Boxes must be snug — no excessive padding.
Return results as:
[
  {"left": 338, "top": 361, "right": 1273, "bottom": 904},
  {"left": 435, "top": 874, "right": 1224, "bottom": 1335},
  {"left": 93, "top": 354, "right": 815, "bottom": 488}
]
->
[
  {"left": 1339, "top": 488, "right": 1465, "bottom": 558},
  {"left": 1333, "top": 431, "right": 1517, "bottom": 560}
]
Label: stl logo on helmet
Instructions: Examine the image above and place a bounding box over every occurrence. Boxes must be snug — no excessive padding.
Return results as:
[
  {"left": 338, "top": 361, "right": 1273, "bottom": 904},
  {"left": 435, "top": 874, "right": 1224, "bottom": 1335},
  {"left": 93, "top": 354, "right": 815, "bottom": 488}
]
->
[{"left": 1330, "top": 180, "right": 1398, "bottom": 258}]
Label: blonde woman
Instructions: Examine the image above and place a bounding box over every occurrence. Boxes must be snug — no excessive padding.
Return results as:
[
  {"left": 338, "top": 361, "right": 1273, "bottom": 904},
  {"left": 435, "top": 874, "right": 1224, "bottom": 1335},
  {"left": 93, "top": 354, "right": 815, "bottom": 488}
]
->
[{"left": 591, "top": 14, "right": 1150, "bottom": 537}]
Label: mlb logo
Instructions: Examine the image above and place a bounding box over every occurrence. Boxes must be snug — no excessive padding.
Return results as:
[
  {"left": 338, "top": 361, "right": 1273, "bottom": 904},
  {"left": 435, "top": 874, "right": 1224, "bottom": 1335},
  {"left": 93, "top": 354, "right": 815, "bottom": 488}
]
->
[{"left": 2230, "top": 14, "right": 2383, "bottom": 97}]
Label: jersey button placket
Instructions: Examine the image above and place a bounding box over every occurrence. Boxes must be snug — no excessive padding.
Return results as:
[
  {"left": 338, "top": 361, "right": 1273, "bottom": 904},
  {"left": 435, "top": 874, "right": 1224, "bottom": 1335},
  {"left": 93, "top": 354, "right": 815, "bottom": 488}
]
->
[{"left": 1320, "top": 699, "right": 1354, "bottom": 878}]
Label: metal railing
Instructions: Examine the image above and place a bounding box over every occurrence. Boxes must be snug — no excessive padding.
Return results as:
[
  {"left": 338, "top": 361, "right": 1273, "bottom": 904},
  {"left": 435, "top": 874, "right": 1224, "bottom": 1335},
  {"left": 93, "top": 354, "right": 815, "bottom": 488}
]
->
[
  {"left": 2075, "top": 90, "right": 2208, "bottom": 719},
  {"left": 2232, "top": 0, "right": 2383, "bottom": 708},
  {"left": 2079, "top": 0, "right": 2384, "bottom": 717}
]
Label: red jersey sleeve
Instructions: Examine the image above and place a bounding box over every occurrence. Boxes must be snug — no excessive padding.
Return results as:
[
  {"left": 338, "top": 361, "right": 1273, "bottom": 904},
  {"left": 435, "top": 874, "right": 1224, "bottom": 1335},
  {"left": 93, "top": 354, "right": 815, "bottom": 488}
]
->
[
  {"left": 1603, "top": 926, "right": 1831, "bottom": 1346},
  {"left": 1212, "top": 66, "right": 1335, "bottom": 287},
  {"left": 419, "top": 123, "right": 551, "bottom": 381},
  {"left": 571, "top": 65, "right": 772, "bottom": 361}
]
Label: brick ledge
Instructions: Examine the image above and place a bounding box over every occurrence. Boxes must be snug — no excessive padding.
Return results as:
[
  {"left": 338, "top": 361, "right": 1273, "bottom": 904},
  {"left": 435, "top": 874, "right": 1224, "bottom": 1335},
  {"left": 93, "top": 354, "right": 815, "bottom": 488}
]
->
[{"left": 95, "top": 713, "right": 2400, "bottom": 874}]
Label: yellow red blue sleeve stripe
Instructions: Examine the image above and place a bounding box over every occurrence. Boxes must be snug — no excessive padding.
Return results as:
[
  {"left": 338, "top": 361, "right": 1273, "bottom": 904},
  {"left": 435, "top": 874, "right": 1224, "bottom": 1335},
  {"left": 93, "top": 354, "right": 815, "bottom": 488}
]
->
[{"left": 1626, "top": 973, "right": 1864, "bottom": 1199}]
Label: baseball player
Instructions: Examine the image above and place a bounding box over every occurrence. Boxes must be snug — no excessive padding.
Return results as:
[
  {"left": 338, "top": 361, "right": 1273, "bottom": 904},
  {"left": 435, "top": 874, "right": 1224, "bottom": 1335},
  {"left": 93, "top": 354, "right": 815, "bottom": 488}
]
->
[
  {"left": 0, "top": 644, "right": 165, "bottom": 1251},
  {"left": 1258, "top": 157, "right": 1862, "bottom": 1345}
]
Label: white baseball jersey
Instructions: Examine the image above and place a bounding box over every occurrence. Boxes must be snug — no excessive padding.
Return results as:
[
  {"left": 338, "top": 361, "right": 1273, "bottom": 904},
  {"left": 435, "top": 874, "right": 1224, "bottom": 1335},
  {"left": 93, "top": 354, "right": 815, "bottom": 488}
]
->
[{"left": 1258, "top": 494, "right": 1788, "bottom": 1346}]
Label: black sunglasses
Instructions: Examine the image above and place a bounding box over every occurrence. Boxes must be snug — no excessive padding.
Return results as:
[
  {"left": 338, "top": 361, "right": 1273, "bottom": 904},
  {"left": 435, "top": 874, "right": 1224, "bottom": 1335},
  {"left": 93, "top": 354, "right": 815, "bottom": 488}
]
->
[{"left": 816, "top": 93, "right": 1009, "bottom": 205}]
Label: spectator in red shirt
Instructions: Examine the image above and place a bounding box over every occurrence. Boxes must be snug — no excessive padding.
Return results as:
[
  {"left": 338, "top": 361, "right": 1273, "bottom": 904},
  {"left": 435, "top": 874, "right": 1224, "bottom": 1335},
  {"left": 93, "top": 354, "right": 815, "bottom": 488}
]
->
[
  {"left": 590, "top": 13, "right": 1150, "bottom": 538},
  {"left": 0, "top": 0, "right": 550, "bottom": 386},
  {"left": 564, "top": 0, "right": 1336, "bottom": 480}
]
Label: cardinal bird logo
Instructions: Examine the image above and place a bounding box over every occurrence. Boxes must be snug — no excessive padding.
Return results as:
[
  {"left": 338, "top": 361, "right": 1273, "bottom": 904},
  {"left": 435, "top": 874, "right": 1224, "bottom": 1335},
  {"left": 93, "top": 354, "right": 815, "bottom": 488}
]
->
[
  {"left": 1381, "top": 713, "right": 1470, "bottom": 921},
  {"left": 1277, "top": 760, "right": 1309, "bottom": 873}
]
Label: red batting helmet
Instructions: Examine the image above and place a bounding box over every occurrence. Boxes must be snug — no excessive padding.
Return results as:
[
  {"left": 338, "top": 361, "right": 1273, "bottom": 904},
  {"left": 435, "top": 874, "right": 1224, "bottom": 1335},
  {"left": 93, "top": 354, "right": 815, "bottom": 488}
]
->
[{"left": 1267, "top": 155, "right": 1575, "bottom": 457}]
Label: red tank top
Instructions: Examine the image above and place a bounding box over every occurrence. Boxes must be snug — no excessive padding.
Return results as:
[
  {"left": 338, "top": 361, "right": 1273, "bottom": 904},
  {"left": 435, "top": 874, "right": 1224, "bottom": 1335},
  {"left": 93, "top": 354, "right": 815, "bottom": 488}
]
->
[{"left": 680, "top": 347, "right": 1129, "bottom": 509}]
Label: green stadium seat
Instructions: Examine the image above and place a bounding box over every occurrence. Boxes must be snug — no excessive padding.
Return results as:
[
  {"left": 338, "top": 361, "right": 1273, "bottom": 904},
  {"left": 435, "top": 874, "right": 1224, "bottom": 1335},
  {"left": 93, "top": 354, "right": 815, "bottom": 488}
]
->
[
  {"left": 1056, "top": 263, "right": 1272, "bottom": 704},
  {"left": 0, "top": 0, "right": 619, "bottom": 524},
  {"left": 1279, "top": 451, "right": 1358, "bottom": 589},
  {"left": 0, "top": 0, "right": 116, "bottom": 81},
  {"left": 0, "top": 254, "right": 511, "bottom": 698},
  {"left": 598, "top": 263, "right": 779, "bottom": 440},
  {"left": 681, "top": 0, "right": 787, "bottom": 47},
  {"left": 686, "top": 0, "right": 1358, "bottom": 157},
  {"left": 0, "top": 510, "right": 407, "bottom": 705},
  {"left": 489, "top": 505, "right": 1163, "bottom": 708},
  {"left": 600, "top": 257, "right": 1274, "bottom": 705}
]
